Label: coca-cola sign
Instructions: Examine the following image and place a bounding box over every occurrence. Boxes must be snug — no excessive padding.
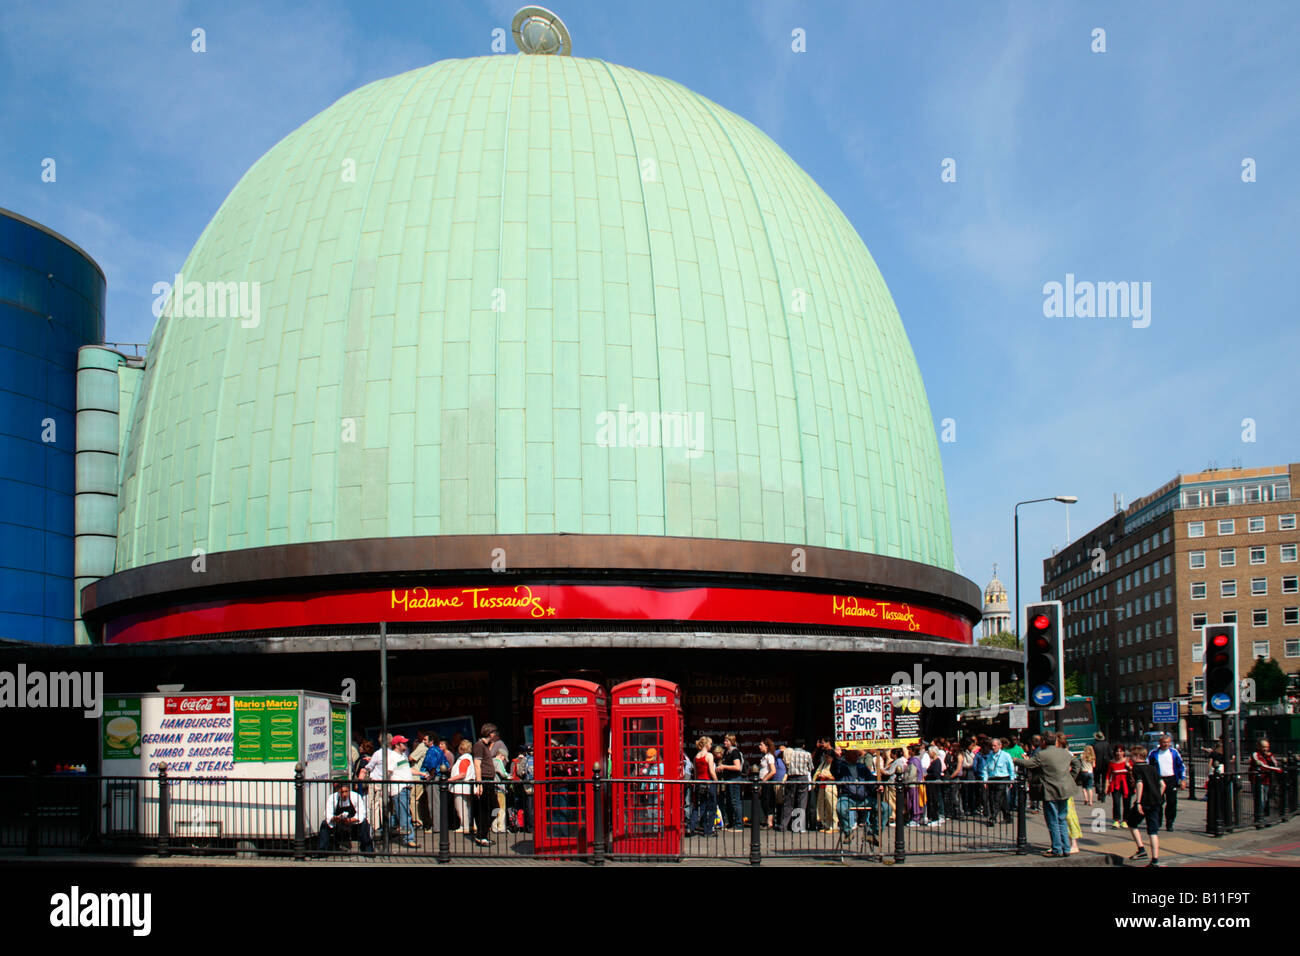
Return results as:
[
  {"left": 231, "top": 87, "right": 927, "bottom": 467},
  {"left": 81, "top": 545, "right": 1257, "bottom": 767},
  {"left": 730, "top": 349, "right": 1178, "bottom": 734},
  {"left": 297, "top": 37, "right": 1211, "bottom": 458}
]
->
[{"left": 163, "top": 695, "right": 231, "bottom": 715}]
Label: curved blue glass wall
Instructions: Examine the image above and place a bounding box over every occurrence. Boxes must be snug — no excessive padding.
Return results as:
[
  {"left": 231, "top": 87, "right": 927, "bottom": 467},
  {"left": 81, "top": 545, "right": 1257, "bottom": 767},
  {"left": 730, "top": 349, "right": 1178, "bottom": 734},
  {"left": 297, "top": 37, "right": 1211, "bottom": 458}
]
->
[{"left": 0, "top": 209, "right": 105, "bottom": 644}]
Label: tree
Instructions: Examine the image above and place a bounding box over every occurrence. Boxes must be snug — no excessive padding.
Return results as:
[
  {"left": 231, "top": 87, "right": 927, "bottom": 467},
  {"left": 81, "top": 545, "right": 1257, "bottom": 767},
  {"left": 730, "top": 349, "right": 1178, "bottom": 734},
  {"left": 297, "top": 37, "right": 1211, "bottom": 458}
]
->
[
  {"left": 1065, "top": 671, "right": 1083, "bottom": 697},
  {"left": 978, "top": 630, "right": 1018, "bottom": 650},
  {"left": 1247, "top": 657, "right": 1287, "bottom": 703}
]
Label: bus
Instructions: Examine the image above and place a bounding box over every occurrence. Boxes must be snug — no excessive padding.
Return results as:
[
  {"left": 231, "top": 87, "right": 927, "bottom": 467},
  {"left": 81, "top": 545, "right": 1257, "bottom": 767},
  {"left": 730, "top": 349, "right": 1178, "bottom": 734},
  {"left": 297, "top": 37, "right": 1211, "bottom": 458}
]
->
[{"left": 956, "top": 696, "right": 1099, "bottom": 752}]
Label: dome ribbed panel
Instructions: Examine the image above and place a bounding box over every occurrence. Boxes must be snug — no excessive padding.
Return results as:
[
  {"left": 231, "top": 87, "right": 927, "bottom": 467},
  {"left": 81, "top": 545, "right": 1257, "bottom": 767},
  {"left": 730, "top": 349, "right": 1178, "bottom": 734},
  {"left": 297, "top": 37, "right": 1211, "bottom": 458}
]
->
[{"left": 115, "top": 55, "right": 955, "bottom": 572}]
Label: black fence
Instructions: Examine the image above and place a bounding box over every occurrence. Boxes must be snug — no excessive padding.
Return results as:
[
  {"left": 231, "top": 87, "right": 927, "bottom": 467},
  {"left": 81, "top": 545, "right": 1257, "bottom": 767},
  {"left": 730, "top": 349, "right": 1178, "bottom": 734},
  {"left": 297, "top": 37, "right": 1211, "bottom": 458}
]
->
[
  {"left": 4, "top": 768, "right": 1039, "bottom": 864},
  {"left": 7, "top": 760, "right": 1295, "bottom": 864}
]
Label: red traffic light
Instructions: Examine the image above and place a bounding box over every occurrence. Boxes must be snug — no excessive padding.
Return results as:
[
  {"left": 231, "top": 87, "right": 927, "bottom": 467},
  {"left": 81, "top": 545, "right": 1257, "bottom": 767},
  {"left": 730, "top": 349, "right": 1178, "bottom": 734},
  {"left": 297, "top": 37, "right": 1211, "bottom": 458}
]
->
[
  {"left": 1212, "top": 633, "right": 1229, "bottom": 647},
  {"left": 1031, "top": 614, "right": 1050, "bottom": 630}
]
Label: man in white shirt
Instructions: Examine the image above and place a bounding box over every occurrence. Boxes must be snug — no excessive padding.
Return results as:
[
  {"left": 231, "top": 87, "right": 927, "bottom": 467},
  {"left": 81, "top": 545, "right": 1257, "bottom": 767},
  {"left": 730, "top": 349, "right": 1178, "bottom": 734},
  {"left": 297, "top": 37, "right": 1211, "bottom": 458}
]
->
[
  {"left": 366, "top": 735, "right": 419, "bottom": 847},
  {"left": 318, "top": 781, "right": 374, "bottom": 852}
]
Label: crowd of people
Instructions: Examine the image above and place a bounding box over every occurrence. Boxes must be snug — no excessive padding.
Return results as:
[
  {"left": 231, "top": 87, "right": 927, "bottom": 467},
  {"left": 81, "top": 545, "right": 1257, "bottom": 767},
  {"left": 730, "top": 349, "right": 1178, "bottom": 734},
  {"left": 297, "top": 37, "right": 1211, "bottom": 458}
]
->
[
  {"left": 319, "top": 722, "right": 534, "bottom": 852},
  {"left": 317, "top": 722, "right": 1286, "bottom": 861}
]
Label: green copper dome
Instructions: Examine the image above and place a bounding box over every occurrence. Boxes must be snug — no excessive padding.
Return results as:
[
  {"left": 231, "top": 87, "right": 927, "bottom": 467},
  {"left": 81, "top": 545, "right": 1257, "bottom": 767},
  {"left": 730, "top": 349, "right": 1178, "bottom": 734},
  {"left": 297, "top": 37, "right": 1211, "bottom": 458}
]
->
[{"left": 116, "top": 54, "right": 955, "bottom": 571}]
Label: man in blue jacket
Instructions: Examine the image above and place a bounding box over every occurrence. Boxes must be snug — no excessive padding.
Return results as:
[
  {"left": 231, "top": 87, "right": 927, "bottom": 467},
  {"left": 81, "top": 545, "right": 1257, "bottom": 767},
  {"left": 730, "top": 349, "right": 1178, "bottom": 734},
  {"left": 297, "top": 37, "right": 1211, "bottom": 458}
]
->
[
  {"left": 1148, "top": 734, "right": 1185, "bottom": 831},
  {"left": 419, "top": 733, "right": 452, "bottom": 833}
]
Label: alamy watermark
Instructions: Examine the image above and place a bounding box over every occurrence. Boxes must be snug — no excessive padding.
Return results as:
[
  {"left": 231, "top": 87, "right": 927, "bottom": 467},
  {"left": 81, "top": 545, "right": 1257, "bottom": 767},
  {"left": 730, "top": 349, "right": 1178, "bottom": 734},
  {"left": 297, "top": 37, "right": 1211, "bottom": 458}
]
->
[
  {"left": 0, "top": 665, "right": 103, "bottom": 718},
  {"left": 1042, "top": 273, "right": 1151, "bottom": 328},
  {"left": 594, "top": 404, "right": 706, "bottom": 459},
  {"left": 889, "top": 664, "right": 1000, "bottom": 711},
  {"left": 151, "top": 272, "right": 261, "bottom": 328}
]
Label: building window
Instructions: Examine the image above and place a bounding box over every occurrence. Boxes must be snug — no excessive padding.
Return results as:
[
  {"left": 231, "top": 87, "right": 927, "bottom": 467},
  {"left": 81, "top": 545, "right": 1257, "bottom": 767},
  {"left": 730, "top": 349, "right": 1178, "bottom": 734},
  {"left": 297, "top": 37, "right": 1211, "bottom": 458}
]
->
[
  {"left": 1166, "top": 615, "right": 1172, "bottom": 634},
  {"left": 1250, "top": 546, "right": 1266, "bottom": 565},
  {"left": 1189, "top": 551, "right": 1206, "bottom": 569},
  {"left": 1221, "top": 580, "right": 1237, "bottom": 598},
  {"left": 1245, "top": 486, "right": 1262, "bottom": 503},
  {"left": 1186, "top": 490, "right": 1202, "bottom": 507},
  {"left": 1143, "top": 566, "right": 1151, "bottom": 583},
  {"left": 1192, "top": 582, "right": 1206, "bottom": 600},
  {"left": 1213, "top": 488, "right": 1230, "bottom": 506},
  {"left": 1283, "top": 576, "right": 1298, "bottom": 594},
  {"left": 1163, "top": 556, "right": 1170, "bottom": 574},
  {"left": 1188, "top": 521, "right": 1205, "bottom": 538},
  {"left": 1223, "top": 610, "right": 1237, "bottom": 624},
  {"left": 1162, "top": 528, "right": 1171, "bottom": 544},
  {"left": 1155, "top": 619, "right": 1163, "bottom": 637},
  {"left": 1251, "top": 577, "right": 1267, "bottom": 596},
  {"left": 1164, "top": 586, "right": 1172, "bottom": 604},
  {"left": 1218, "top": 519, "right": 1234, "bottom": 535},
  {"left": 1220, "top": 549, "right": 1235, "bottom": 567},
  {"left": 1248, "top": 516, "right": 1265, "bottom": 533},
  {"left": 1252, "top": 610, "right": 1268, "bottom": 628},
  {"left": 1284, "top": 607, "right": 1298, "bottom": 626},
  {"left": 1193, "top": 676, "right": 1204, "bottom": 694},
  {"left": 1192, "top": 612, "right": 1207, "bottom": 628},
  {"left": 1286, "top": 638, "right": 1300, "bottom": 658},
  {"left": 1143, "top": 539, "right": 1150, "bottom": 555},
  {"left": 1192, "top": 643, "right": 1204, "bottom": 663},
  {"left": 1281, "top": 514, "right": 1297, "bottom": 531},
  {"left": 1282, "top": 544, "right": 1298, "bottom": 563}
]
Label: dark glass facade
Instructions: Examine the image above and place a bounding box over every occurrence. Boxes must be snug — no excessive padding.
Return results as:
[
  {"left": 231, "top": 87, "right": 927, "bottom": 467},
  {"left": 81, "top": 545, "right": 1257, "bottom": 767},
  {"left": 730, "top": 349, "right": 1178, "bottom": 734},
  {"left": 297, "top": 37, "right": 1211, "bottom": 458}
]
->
[{"left": 0, "top": 209, "right": 105, "bottom": 644}]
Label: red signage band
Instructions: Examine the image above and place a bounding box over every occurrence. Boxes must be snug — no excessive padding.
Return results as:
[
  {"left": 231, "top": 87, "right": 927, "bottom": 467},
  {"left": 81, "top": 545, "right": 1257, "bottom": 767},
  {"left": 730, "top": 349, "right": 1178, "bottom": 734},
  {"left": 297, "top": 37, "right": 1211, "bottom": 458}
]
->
[
  {"left": 103, "top": 583, "right": 973, "bottom": 645},
  {"left": 163, "top": 695, "right": 231, "bottom": 714}
]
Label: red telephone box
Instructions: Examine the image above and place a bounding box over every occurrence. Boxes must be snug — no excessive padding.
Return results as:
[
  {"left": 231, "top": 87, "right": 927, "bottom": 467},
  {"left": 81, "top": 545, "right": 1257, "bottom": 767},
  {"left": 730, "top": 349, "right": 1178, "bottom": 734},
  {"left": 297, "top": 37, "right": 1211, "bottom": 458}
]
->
[
  {"left": 532, "top": 679, "right": 608, "bottom": 856},
  {"left": 609, "top": 678, "right": 683, "bottom": 857}
]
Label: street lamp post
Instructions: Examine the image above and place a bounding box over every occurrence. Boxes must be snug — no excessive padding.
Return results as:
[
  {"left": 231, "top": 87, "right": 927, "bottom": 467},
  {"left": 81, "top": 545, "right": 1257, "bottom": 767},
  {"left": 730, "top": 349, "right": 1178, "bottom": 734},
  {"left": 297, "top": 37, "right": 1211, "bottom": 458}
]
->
[{"left": 1014, "top": 495, "right": 1078, "bottom": 736}]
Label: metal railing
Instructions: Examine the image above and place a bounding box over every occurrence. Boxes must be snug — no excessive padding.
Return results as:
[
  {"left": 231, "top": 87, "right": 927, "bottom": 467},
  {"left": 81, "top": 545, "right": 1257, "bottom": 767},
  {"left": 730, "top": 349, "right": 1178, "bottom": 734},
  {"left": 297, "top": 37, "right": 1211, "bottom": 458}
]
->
[{"left": 6, "top": 759, "right": 1295, "bottom": 862}]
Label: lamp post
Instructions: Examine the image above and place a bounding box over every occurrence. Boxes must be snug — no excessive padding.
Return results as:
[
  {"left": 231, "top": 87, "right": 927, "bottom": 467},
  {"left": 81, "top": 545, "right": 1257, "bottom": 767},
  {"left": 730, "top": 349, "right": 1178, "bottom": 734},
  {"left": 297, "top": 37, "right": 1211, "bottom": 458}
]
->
[
  {"left": 1013, "top": 495, "right": 1078, "bottom": 647},
  {"left": 1015, "top": 495, "right": 1077, "bottom": 738}
]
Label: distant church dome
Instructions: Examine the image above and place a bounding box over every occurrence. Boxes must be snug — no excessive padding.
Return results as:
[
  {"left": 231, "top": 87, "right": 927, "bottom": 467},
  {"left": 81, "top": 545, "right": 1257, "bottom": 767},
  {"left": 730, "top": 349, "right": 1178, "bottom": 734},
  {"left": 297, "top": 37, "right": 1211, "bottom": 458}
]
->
[{"left": 980, "top": 565, "right": 1010, "bottom": 638}]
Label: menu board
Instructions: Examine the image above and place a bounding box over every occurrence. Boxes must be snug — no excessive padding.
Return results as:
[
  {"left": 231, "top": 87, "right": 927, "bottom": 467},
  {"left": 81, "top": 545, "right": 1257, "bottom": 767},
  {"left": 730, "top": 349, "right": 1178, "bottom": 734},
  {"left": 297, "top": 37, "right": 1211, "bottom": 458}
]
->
[
  {"left": 233, "top": 695, "right": 300, "bottom": 762},
  {"left": 331, "top": 707, "right": 349, "bottom": 774}
]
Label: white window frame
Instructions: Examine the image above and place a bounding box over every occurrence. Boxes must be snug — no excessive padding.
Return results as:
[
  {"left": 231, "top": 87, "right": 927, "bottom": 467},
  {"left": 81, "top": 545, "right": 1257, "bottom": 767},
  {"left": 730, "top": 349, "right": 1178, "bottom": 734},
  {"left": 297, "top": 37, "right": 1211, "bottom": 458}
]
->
[
  {"left": 1283, "top": 575, "right": 1299, "bottom": 594},
  {"left": 1192, "top": 612, "right": 1207, "bottom": 628},
  {"left": 1252, "top": 611, "right": 1268, "bottom": 629},
  {"left": 1280, "top": 514, "right": 1297, "bottom": 531},
  {"left": 1218, "top": 519, "right": 1235, "bottom": 535},
  {"left": 1250, "top": 547, "right": 1266, "bottom": 565},
  {"left": 1219, "top": 548, "right": 1236, "bottom": 567},
  {"left": 1191, "top": 582, "right": 1207, "bottom": 600},
  {"left": 1286, "top": 638, "right": 1300, "bottom": 658},
  {"left": 1223, "top": 610, "right": 1238, "bottom": 624},
  {"left": 1220, "top": 580, "right": 1237, "bottom": 598},
  {"left": 1192, "top": 644, "right": 1204, "bottom": 663},
  {"left": 1248, "top": 516, "right": 1265, "bottom": 533},
  {"left": 1251, "top": 577, "right": 1267, "bottom": 596},
  {"left": 1188, "top": 521, "right": 1205, "bottom": 538},
  {"left": 1189, "top": 551, "right": 1206, "bottom": 569},
  {"left": 1282, "top": 544, "right": 1298, "bottom": 563},
  {"left": 1283, "top": 607, "right": 1298, "bottom": 626}
]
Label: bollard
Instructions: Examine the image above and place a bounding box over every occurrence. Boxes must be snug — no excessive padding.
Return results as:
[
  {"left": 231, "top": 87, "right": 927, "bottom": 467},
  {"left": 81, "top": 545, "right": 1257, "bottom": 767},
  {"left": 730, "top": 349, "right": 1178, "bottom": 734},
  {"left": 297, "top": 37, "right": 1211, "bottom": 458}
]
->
[
  {"left": 749, "top": 766, "right": 762, "bottom": 865},
  {"left": 438, "top": 768, "right": 451, "bottom": 864},
  {"left": 1253, "top": 766, "right": 1264, "bottom": 829},
  {"left": 591, "top": 767, "right": 606, "bottom": 866},
  {"left": 1286, "top": 754, "right": 1298, "bottom": 819},
  {"left": 157, "top": 762, "right": 171, "bottom": 858},
  {"left": 294, "top": 763, "right": 307, "bottom": 859},
  {"left": 26, "top": 761, "right": 39, "bottom": 857},
  {"left": 893, "top": 780, "right": 906, "bottom": 864},
  {"left": 1187, "top": 758, "right": 1197, "bottom": 802},
  {"left": 1015, "top": 772, "right": 1028, "bottom": 855}
]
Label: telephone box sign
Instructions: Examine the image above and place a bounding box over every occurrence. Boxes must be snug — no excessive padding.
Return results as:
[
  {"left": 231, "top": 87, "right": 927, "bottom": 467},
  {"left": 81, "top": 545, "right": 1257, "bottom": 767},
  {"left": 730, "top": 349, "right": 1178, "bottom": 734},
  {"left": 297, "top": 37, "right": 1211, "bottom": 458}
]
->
[
  {"left": 833, "top": 685, "right": 922, "bottom": 750},
  {"left": 619, "top": 696, "right": 667, "bottom": 704},
  {"left": 541, "top": 695, "right": 588, "bottom": 705}
]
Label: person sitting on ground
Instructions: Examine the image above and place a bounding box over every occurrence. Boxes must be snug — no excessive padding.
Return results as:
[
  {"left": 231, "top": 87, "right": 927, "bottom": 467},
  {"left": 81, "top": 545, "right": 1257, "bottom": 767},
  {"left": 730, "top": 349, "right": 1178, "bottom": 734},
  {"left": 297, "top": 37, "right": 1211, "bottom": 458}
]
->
[{"left": 319, "top": 780, "right": 374, "bottom": 853}]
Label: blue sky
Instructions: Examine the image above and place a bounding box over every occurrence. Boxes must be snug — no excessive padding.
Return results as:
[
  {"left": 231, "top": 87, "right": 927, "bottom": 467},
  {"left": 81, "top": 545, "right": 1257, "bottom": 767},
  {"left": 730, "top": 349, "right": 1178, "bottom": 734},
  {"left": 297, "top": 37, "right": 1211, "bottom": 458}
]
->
[{"left": 2, "top": 1, "right": 1297, "bottom": 605}]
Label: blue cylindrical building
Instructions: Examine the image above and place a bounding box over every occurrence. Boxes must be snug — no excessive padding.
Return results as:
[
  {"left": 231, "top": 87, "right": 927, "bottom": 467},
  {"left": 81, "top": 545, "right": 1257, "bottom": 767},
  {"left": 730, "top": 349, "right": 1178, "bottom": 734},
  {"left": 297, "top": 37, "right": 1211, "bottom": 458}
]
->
[{"left": 0, "top": 208, "right": 105, "bottom": 644}]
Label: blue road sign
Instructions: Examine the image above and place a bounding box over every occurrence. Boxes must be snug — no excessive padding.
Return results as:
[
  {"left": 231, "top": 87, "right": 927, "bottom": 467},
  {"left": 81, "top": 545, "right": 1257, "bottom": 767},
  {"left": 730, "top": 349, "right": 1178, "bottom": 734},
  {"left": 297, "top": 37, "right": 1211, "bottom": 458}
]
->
[{"left": 1152, "top": 701, "right": 1178, "bottom": 723}]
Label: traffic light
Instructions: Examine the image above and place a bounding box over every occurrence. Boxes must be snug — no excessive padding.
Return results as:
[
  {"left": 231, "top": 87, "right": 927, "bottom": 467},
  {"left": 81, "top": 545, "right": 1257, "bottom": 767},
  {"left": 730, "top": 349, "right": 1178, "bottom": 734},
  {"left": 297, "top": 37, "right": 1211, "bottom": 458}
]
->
[
  {"left": 1202, "top": 623, "right": 1238, "bottom": 716},
  {"left": 1023, "top": 601, "right": 1064, "bottom": 710}
]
